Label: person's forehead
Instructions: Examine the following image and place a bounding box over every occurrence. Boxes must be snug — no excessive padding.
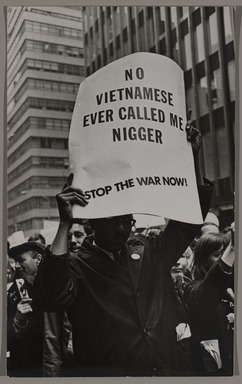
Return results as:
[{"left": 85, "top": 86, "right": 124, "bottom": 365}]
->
[
  {"left": 16, "top": 251, "right": 33, "bottom": 261},
  {"left": 70, "top": 223, "right": 85, "bottom": 232}
]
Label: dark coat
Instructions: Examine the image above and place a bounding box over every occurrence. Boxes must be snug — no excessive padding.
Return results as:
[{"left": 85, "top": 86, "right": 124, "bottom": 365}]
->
[
  {"left": 7, "top": 280, "right": 44, "bottom": 377},
  {"left": 33, "top": 183, "right": 213, "bottom": 376}
]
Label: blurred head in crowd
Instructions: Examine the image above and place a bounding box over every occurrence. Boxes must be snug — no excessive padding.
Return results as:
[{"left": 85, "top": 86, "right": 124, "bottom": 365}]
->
[
  {"left": 192, "top": 232, "right": 230, "bottom": 280},
  {"left": 221, "top": 222, "right": 235, "bottom": 244},
  {"left": 28, "top": 233, "right": 46, "bottom": 246},
  {"left": 190, "top": 212, "right": 220, "bottom": 252},
  {"left": 147, "top": 227, "right": 160, "bottom": 240},
  {"left": 200, "top": 211, "right": 220, "bottom": 236},
  {"left": 171, "top": 246, "right": 193, "bottom": 282},
  {"left": 7, "top": 241, "right": 16, "bottom": 284},
  {"left": 68, "top": 218, "right": 92, "bottom": 252}
]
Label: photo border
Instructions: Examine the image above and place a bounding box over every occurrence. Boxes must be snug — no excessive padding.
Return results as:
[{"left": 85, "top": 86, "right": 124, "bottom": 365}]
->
[{"left": 1, "top": 1, "right": 241, "bottom": 383}]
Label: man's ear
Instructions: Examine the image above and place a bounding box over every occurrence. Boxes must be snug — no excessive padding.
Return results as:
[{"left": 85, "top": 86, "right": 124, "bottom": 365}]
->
[{"left": 36, "top": 253, "right": 43, "bottom": 265}]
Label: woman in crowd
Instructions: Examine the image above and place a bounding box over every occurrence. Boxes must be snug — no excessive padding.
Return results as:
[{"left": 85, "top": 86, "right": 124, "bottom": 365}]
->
[{"left": 185, "top": 232, "right": 234, "bottom": 376}]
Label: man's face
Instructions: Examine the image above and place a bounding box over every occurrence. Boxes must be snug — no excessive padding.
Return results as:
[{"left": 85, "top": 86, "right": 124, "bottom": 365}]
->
[
  {"left": 68, "top": 223, "right": 87, "bottom": 252},
  {"left": 15, "top": 251, "right": 39, "bottom": 282},
  {"left": 92, "top": 215, "right": 135, "bottom": 253}
]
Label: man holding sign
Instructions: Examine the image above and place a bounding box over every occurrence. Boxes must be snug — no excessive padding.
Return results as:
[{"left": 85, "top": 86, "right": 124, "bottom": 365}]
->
[{"left": 34, "top": 54, "right": 213, "bottom": 376}]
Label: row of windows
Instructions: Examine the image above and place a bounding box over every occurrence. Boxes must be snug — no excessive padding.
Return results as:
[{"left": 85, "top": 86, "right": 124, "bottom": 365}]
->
[
  {"left": 20, "top": 58, "right": 84, "bottom": 77},
  {"left": 9, "top": 59, "right": 84, "bottom": 91},
  {"left": 8, "top": 137, "right": 68, "bottom": 167},
  {"left": 8, "top": 197, "right": 57, "bottom": 219},
  {"left": 12, "top": 78, "right": 79, "bottom": 105},
  {"left": 21, "top": 39, "right": 84, "bottom": 57},
  {"left": 8, "top": 39, "right": 84, "bottom": 78},
  {"left": 7, "top": 6, "right": 24, "bottom": 40},
  {"left": 19, "top": 20, "right": 82, "bottom": 40},
  {"left": 8, "top": 176, "right": 67, "bottom": 202},
  {"left": 9, "top": 218, "right": 44, "bottom": 234},
  {"left": 8, "top": 117, "right": 70, "bottom": 149},
  {"left": 25, "top": 7, "right": 82, "bottom": 23},
  {"left": 84, "top": 6, "right": 234, "bottom": 74},
  {"left": 8, "top": 97, "right": 74, "bottom": 128},
  {"left": 8, "top": 16, "right": 82, "bottom": 62},
  {"left": 8, "top": 156, "right": 69, "bottom": 183}
]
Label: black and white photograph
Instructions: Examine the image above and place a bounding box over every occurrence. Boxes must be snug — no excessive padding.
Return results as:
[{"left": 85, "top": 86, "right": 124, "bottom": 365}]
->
[{"left": 4, "top": 3, "right": 237, "bottom": 379}]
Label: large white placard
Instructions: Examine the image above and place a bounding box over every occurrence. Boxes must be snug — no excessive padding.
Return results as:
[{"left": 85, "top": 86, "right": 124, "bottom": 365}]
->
[{"left": 69, "top": 52, "right": 203, "bottom": 223}]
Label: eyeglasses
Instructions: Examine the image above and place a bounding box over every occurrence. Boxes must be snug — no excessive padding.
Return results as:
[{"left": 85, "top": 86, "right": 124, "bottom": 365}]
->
[{"left": 104, "top": 217, "right": 136, "bottom": 229}]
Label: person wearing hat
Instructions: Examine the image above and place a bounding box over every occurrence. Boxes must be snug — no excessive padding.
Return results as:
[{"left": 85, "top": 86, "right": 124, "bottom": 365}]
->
[{"left": 7, "top": 241, "right": 45, "bottom": 377}]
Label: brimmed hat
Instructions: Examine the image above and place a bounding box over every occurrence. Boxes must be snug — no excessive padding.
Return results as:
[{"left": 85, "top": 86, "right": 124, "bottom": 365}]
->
[{"left": 8, "top": 241, "right": 46, "bottom": 259}]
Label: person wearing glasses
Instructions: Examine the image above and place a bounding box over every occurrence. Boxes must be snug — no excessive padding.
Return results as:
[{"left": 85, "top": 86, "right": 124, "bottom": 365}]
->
[{"left": 33, "top": 123, "right": 214, "bottom": 377}]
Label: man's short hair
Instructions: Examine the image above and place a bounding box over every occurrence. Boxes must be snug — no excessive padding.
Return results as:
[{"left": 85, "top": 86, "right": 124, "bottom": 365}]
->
[
  {"left": 28, "top": 233, "right": 46, "bottom": 245},
  {"left": 71, "top": 218, "right": 93, "bottom": 236}
]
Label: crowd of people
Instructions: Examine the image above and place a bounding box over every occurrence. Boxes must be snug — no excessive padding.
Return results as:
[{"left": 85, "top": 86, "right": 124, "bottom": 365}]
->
[{"left": 7, "top": 121, "right": 235, "bottom": 377}]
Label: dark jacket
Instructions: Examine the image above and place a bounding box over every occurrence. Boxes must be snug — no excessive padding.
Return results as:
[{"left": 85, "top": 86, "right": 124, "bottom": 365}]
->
[
  {"left": 7, "top": 280, "right": 44, "bottom": 377},
  {"left": 183, "top": 260, "right": 234, "bottom": 376},
  {"left": 33, "top": 183, "right": 213, "bottom": 376},
  {"left": 43, "top": 311, "right": 74, "bottom": 377}
]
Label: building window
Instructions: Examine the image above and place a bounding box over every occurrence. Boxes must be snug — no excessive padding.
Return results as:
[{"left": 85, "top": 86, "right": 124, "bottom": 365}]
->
[
  {"left": 194, "top": 23, "right": 205, "bottom": 63},
  {"left": 138, "top": 10, "right": 144, "bottom": 27},
  {"left": 18, "top": 39, "right": 84, "bottom": 58},
  {"left": 159, "top": 38, "right": 166, "bottom": 55},
  {"left": 192, "top": 8, "right": 201, "bottom": 28},
  {"left": 181, "top": 33, "right": 192, "bottom": 70},
  {"left": 8, "top": 98, "right": 75, "bottom": 128},
  {"left": 207, "top": 11, "right": 219, "bottom": 55}
]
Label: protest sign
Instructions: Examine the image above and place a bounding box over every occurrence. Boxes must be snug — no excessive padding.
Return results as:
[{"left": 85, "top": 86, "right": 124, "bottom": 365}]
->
[
  {"left": 41, "top": 220, "right": 59, "bottom": 245},
  {"left": 7, "top": 231, "right": 25, "bottom": 247},
  {"left": 133, "top": 214, "right": 166, "bottom": 229},
  {"left": 69, "top": 52, "right": 203, "bottom": 223}
]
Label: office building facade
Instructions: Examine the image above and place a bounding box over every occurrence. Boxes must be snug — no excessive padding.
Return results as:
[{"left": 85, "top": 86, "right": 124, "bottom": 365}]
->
[
  {"left": 7, "top": 6, "right": 84, "bottom": 237},
  {"left": 82, "top": 6, "right": 235, "bottom": 229}
]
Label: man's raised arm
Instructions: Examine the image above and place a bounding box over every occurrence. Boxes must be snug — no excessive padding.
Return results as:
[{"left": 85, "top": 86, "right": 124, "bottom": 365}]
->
[
  {"left": 50, "top": 174, "right": 88, "bottom": 255},
  {"left": 33, "top": 175, "right": 88, "bottom": 311}
]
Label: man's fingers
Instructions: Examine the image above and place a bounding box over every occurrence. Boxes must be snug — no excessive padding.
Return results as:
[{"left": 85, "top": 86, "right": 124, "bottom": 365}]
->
[
  {"left": 58, "top": 190, "right": 88, "bottom": 206},
  {"left": 19, "top": 305, "right": 33, "bottom": 313},
  {"left": 60, "top": 186, "right": 85, "bottom": 196},
  {"left": 185, "top": 123, "right": 192, "bottom": 140},
  {"left": 186, "top": 125, "right": 201, "bottom": 142},
  {"left": 61, "top": 194, "right": 88, "bottom": 207},
  {"left": 73, "top": 195, "right": 89, "bottom": 207},
  {"left": 19, "top": 298, "right": 32, "bottom": 304},
  {"left": 191, "top": 128, "right": 202, "bottom": 142},
  {"left": 62, "top": 173, "right": 74, "bottom": 190}
]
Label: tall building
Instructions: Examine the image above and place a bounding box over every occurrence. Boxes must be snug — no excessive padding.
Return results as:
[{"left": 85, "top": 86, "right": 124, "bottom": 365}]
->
[
  {"left": 7, "top": 6, "right": 84, "bottom": 237},
  {"left": 82, "top": 6, "right": 235, "bottom": 229}
]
